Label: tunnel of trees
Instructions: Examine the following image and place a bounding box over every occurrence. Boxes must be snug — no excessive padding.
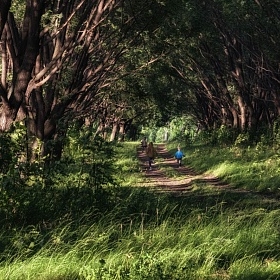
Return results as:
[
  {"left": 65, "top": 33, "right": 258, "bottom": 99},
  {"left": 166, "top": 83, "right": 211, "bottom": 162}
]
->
[
  {"left": 1, "top": 2, "right": 280, "bottom": 278},
  {"left": 0, "top": 0, "right": 280, "bottom": 162}
]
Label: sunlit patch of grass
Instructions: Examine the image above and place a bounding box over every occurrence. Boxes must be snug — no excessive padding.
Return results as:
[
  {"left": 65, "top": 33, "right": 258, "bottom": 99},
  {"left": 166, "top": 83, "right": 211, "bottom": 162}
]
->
[
  {"left": 170, "top": 141, "right": 280, "bottom": 193},
  {"left": 1, "top": 203, "right": 279, "bottom": 279},
  {"left": 1, "top": 142, "right": 280, "bottom": 279},
  {"left": 114, "top": 142, "right": 145, "bottom": 186},
  {"left": 209, "top": 158, "right": 280, "bottom": 192}
]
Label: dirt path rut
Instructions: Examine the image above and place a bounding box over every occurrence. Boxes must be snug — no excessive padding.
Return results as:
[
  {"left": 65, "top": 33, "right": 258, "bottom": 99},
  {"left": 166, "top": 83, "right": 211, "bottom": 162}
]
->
[{"left": 137, "top": 143, "right": 230, "bottom": 195}]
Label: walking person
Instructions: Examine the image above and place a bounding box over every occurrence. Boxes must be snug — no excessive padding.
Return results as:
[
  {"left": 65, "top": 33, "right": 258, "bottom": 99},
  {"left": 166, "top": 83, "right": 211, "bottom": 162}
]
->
[
  {"left": 141, "top": 136, "right": 147, "bottom": 152},
  {"left": 174, "top": 146, "right": 184, "bottom": 167},
  {"left": 146, "top": 142, "right": 157, "bottom": 170}
]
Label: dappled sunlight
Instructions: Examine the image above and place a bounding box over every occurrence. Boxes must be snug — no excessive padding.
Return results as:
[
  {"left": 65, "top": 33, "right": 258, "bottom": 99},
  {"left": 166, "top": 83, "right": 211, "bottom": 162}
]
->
[{"left": 136, "top": 143, "right": 239, "bottom": 196}]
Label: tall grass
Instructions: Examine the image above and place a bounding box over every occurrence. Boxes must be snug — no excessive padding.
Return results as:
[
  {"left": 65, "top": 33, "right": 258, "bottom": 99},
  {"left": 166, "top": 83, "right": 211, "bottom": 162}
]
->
[
  {"left": 0, "top": 141, "right": 279, "bottom": 279},
  {"left": 168, "top": 141, "right": 280, "bottom": 193},
  {"left": 113, "top": 142, "right": 143, "bottom": 186},
  {"left": 1, "top": 205, "right": 279, "bottom": 279}
]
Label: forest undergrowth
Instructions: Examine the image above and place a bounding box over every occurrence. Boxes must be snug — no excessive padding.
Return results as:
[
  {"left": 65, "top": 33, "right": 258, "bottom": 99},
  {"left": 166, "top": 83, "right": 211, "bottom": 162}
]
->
[{"left": 0, "top": 141, "right": 279, "bottom": 280}]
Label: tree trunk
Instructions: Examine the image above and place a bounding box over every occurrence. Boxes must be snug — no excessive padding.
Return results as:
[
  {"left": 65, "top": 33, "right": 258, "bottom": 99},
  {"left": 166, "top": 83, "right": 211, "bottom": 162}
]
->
[
  {"left": 237, "top": 96, "right": 247, "bottom": 131},
  {"left": 0, "top": 0, "right": 11, "bottom": 36},
  {"left": 110, "top": 120, "right": 118, "bottom": 141},
  {"left": 0, "top": 103, "right": 14, "bottom": 131},
  {"left": 118, "top": 121, "right": 125, "bottom": 142},
  {"left": 229, "top": 107, "right": 239, "bottom": 128}
]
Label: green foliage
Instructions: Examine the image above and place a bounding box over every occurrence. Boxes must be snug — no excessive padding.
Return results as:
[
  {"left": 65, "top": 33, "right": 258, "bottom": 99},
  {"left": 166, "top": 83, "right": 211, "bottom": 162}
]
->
[
  {"left": 47, "top": 124, "right": 116, "bottom": 190},
  {"left": 175, "top": 126, "right": 280, "bottom": 193},
  {"left": 272, "top": 118, "right": 280, "bottom": 148},
  {"left": 141, "top": 115, "right": 197, "bottom": 144},
  {"left": 1, "top": 134, "right": 280, "bottom": 279},
  {"left": 0, "top": 122, "right": 120, "bottom": 230},
  {"left": 194, "top": 124, "right": 277, "bottom": 149},
  {"left": 0, "top": 120, "right": 280, "bottom": 280},
  {"left": 195, "top": 126, "right": 240, "bottom": 146},
  {"left": 0, "top": 140, "right": 280, "bottom": 279},
  {"left": 233, "top": 132, "right": 250, "bottom": 147},
  {"left": 0, "top": 191, "right": 279, "bottom": 279},
  {"left": 41, "top": 10, "right": 63, "bottom": 30},
  {"left": 113, "top": 142, "right": 142, "bottom": 186},
  {"left": 0, "top": 132, "right": 15, "bottom": 173},
  {"left": 140, "top": 127, "right": 158, "bottom": 143},
  {"left": 10, "top": 0, "right": 25, "bottom": 23},
  {"left": 167, "top": 116, "right": 196, "bottom": 142}
]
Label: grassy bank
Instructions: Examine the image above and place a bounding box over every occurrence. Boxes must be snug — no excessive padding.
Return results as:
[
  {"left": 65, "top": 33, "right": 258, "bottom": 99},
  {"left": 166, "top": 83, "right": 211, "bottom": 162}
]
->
[
  {"left": 168, "top": 141, "right": 280, "bottom": 194},
  {"left": 0, "top": 142, "right": 279, "bottom": 279}
]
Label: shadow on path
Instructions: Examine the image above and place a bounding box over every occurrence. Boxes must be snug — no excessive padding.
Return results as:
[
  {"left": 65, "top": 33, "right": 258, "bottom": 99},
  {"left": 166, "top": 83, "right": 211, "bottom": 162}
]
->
[{"left": 137, "top": 143, "right": 250, "bottom": 197}]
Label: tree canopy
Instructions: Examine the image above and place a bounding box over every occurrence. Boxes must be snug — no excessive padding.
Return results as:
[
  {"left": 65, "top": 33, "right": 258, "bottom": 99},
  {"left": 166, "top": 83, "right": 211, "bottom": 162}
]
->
[{"left": 1, "top": 0, "right": 280, "bottom": 160}]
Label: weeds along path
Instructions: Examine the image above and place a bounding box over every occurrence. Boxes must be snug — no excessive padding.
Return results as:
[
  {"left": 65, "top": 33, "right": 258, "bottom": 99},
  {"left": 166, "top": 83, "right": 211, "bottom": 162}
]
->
[{"left": 137, "top": 143, "right": 234, "bottom": 196}]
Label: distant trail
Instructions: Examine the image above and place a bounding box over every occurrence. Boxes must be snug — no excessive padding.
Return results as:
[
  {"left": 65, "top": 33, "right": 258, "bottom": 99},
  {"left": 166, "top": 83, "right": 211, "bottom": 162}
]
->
[{"left": 137, "top": 143, "right": 233, "bottom": 196}]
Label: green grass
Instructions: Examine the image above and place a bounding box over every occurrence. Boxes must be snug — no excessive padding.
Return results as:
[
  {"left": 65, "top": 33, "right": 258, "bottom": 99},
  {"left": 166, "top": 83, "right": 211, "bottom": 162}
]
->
[
  {"left": 113, "top": 142, "right": 144, "bottom": 186},
  {"left": 168, "top": 142, "right": 280, "bottom": 193},
  {"left": 0, "top": 141, "right": 280, "bottom": 279},
  {"left": 1, "top": 206, "right": 279, "bottom": 279}
]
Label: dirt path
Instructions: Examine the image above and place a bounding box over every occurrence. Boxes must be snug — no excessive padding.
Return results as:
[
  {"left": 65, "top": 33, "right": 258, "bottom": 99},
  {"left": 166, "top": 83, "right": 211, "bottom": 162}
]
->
[{"left": 137, "top": 143, "right": 230, "bottom": 196}]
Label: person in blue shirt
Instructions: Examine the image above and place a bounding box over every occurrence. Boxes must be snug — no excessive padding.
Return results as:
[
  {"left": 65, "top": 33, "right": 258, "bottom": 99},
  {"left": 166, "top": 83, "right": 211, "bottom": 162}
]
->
[{"left": 174, "top": 146, "right": 184, "bottom": 167}]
